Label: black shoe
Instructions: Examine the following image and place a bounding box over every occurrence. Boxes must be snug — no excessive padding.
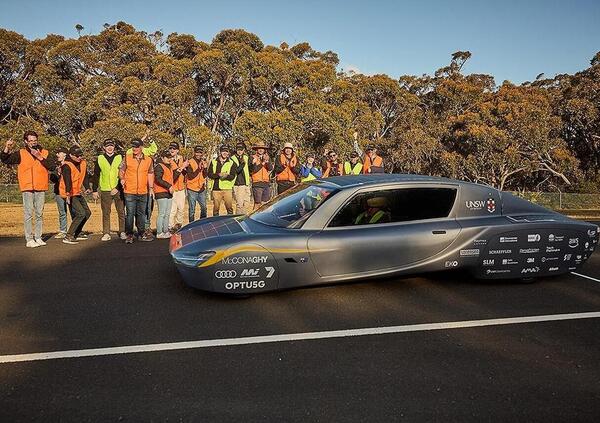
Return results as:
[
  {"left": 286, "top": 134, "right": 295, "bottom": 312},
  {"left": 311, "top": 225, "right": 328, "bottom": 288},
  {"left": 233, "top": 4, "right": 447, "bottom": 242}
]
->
[
  {"left": 125, "top": 235, "right": 134, "bottom": 244},
  {"left": 62, "top": 236, "right": 79, "bottom": 245}
]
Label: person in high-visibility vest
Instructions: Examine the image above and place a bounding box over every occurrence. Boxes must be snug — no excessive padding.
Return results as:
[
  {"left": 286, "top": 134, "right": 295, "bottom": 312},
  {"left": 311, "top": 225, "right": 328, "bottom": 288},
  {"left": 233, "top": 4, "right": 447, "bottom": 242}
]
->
[
  {"left": 207, "top": 145, "right": 238, "bottom": 216},
  {"left": 363, "top": 145, "right": 384, "bottom": 174},
  {"left": 354, "top": 196, "right": 391, "bottom": 225},
  {"left": 300, "top": 153, "right": 322, "bottom": 182},
  {"left": 231, "top": 142, "right": 252, "bottom": 215},
  {"left": 1, "top": 131, "right": 53, "bottom": 247},
  {"left": 154, "top": 149, "right": 181, "bottom": 239},
  {"left": 168, "top": 141, "right": 188, "bottom": 232},
  {"left": 119, "top": 138, "right": 155, "bottom": 244},
  {"left": 49, "top": 147, "right": 69, "bottom": 239},
  {"left": 186, "top": 146, "right": 208, "bottom": 222},
  {"left": 344, "top": 151, "right": 363, "bottom": 175},
  {"left": 323, "top": 151, "right": 343, "bottom": 177},
  {"left": 249, "top": 140, "right": 273, "bottom": 210},
  {"left": 60, "top": 146, "right": 92, "bottom": 244},
  {"left": 91, "top": 139, "right": 126, "bottom": 241},
  {"left": 274, "top": 142, "right": 301, "bottom": 195}
]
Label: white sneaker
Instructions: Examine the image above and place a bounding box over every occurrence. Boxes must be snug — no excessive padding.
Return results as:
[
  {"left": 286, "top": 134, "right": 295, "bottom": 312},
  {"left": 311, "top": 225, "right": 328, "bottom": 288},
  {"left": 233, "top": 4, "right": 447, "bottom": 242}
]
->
[
  {"left": 119, "top": 232, "right": 127, "bottom": 240},
  {"left": 34, "top": 238, "right": 47, "bottom": 246},
  {"left": 26, "top": 240, "right": 39, "bottom": 248},
  {"left": 54, "top": 232, "right": 67, "bottom": 239},
  {"left": 163, "top": 232, "right": 171, "bottom": 238},
  {"left": 101, "top": 234, "right": 112, "bottom": 241},
  {"left": 156, "top": 233, "right": 164, "bottom": 239}
]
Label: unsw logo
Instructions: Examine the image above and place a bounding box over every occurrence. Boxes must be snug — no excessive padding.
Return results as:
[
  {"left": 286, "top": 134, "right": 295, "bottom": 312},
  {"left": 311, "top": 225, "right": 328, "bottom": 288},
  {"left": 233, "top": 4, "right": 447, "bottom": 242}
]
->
[{"left": 465, "top": 198, "right": 496, "bottom": 213}]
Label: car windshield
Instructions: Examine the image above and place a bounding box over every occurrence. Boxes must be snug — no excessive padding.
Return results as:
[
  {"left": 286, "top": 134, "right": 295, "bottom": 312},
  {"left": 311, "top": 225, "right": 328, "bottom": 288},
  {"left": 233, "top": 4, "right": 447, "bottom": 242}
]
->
[{"left": 248, "top": 182, "right": 339, "bottom": 228}]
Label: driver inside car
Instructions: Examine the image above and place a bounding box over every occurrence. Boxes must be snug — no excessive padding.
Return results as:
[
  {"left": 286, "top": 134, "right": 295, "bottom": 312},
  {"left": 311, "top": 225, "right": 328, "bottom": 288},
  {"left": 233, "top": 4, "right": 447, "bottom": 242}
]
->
[{"left": 354, "top": 196, "right": 391, "bottom": 225}]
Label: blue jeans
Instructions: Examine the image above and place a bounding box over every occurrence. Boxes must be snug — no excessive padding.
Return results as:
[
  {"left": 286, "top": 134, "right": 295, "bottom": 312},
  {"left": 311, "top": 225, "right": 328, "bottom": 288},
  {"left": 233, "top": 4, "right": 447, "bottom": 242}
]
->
[
  {"left": 54, "top": 194, "right": 68, "bottom": 233},
  {"left": 145, "top": 193, "right": 154, "bottom": 230},
  {"left": 124, "top": 194, "right": 148, "bottom": 235},
  {"left": 22, "top": 191, "right": 45, "bottom": 241},
  {"left": 156, "top": 198, "right": 172, "bottom": 234},
  {"left": 187, "top": 189, "right": 207, "bottom": 222}
]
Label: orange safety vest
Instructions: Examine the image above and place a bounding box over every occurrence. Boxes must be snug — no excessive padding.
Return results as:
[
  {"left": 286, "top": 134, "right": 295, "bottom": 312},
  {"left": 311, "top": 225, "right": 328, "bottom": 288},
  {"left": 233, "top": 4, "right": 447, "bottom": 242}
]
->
[
  {"left": 363, "top": 155, "right": 383, "bottom": 174},
  {"left": 17, "top": 148, "right": 49, "bottom": 192},
  {"left": 154, "top": 163, "right": 173, "bottom": 194},
  {"left": 323, "top": 161, "right": 343, "bottom": 178},
  {"left": 251, "top": 154, "right": 271, "bottom": 183},
  {"left": 186, "top": 158, "right": 206, "bottom": 191},
  {"left": 123, "top": 153, "right": 153, "bottom": 195},
  {"left": 59, "top": 160, "right": 87, "bottom": 198},
  {"left": 276, "top": 154, "right": 297, "bottom": 183},
  {"left": 170, "top": 157, "right": 186, "bottom": 191}
]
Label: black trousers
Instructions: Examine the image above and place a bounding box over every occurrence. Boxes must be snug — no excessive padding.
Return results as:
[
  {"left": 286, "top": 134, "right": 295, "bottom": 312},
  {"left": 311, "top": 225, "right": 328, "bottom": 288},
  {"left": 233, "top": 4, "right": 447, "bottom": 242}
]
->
[
  {"left": 67, "top": 195, "right": 91, "bottom": 238},
  {"left": 277, "top": 181, "right": 295, "bottom": 195}
]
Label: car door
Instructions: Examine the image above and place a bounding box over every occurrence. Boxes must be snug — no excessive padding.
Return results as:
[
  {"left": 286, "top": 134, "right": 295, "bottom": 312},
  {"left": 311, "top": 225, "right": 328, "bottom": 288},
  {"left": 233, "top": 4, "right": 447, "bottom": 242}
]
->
[{"left": 307, "top": 185, "right": 461, "bottom": 278}]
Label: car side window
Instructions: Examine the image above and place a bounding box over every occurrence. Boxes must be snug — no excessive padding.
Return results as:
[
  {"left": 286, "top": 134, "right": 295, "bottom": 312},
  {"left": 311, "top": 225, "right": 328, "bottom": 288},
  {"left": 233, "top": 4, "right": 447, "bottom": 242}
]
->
[{"left": 328, "top": 187, "right": 457, "bottom": 228}]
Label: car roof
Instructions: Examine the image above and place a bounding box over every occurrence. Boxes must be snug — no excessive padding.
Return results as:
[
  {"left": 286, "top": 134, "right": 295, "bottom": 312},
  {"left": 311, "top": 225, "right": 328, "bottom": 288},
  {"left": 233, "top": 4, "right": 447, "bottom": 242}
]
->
[{"left": 319, "top": 174, "right": 471, "bottom": 188}]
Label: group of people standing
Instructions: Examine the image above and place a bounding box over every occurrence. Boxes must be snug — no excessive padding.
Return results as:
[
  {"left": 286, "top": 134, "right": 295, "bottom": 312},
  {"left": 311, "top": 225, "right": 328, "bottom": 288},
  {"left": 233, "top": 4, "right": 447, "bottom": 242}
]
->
[{"left": 1, "top": 130, "right": 385, "bottom": 247}]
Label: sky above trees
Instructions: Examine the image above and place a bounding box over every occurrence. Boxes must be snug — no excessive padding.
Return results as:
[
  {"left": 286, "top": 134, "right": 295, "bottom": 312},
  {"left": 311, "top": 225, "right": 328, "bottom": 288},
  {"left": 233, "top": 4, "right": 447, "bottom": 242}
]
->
[{"left": 0, "top": 0, "right": 598, "bottom": 84}]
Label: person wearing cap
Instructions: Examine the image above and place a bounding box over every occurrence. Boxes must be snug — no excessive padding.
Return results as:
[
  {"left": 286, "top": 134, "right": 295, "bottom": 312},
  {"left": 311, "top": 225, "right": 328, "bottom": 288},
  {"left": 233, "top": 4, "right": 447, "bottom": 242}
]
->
[
  {"left": 231, "top": 142, "right": 252, "bottom": 215},
  {"left": 323, "top": 150, "right": 343, "bottom": 177},
  {"left": 186, "top": 146, "right": 208, "bottom": 221},
  {"left": 354, "top": 196, "right": 391, "bottom": 225},
  {"left": 154, "top": 149, "right": 181, "bottom": 239},
  {"left": 300, "top": 153, "right": 323, "bottom": 182},
  {"left": 91, "top": 139, "right": 126, "bottom": 241},
  {"left": 1, "top": 131, "right": 54, "bottom": 247},
  {"left": 344, "top": 151, "right": 363, "bottom": 175},
  {"left": 49, "top": 147, "right": 69, "bottom": 238},
  {"left": 250, "top": 139, "right": 273, "bottom": 210},
  {"left": 274, "top": 142, "right": 301, "bottom": 194},
  {"left": 168, "top": 141, "right": 188, "bottom": 232},
  {"left": 119, "top": 138, "right": 154, "bottom": 243},
  {"left": 363, "top": 145, "right": 384, "bottom": 174},
  {"left": 60, "top": 146, "right": 92, "bottom": 244},
  {"left": 207, "top": 145, "right": 238, "bottom": 215}
]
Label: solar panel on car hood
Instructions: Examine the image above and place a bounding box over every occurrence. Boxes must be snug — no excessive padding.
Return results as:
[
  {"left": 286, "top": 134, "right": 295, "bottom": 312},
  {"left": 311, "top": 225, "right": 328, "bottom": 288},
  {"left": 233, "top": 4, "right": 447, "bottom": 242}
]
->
[{"left": 179, "top": 218, "right": 245, "bottom": 246}]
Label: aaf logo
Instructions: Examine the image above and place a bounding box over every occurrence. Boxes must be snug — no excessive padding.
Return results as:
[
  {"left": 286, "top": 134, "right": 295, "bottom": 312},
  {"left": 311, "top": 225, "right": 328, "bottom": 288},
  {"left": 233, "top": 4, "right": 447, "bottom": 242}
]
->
[{"left": 240, "top": 269, "right": 260, "bottom": 277}]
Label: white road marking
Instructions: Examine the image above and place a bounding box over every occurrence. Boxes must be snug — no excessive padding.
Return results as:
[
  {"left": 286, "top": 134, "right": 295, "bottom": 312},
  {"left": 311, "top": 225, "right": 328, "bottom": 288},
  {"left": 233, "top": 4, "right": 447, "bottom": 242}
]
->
[
  {"left": 1, "top": 311, "right": 599, "bottom": 364},
  {"left": 571, "top": 272, "right": 600, "bottom": 283}
]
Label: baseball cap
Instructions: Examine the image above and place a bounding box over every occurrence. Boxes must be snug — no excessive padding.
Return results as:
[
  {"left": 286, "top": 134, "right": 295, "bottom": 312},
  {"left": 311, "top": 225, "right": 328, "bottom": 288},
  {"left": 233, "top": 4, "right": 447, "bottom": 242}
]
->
[
  {"left": 235, "top": 142, "right": 246, "bottom": 150},
  {"left": 103, "top": 139, "right": 116, "bottom": 147},
  {"left": 69, "top": 146, "right": 84, "bottom": 157},
  {"left": 56, "top": 147, "right": 69, "bottom": 154},
  {"left": 160, "top": 149, "right": 172, "bottom": 158},
  {"left": 131, "top": 139, "right": 143, "bottom": 148},
  {"left": 283, "top": 142, "right": 294, "bottom": 150},
  {"left": 169, "top": 142, "right": 180, "bottom": 149},
  {"left": 365, "top": 144, "right": 376, "bottom": 151},
  {"left": 193, "top": 146, "right": 203, "bottom": 153},
  {"left": 350, "top": 151, "right": 359, "bottom": 158},
  {"left": 219, "top": 145, "right": 230, "bottom": 152}
]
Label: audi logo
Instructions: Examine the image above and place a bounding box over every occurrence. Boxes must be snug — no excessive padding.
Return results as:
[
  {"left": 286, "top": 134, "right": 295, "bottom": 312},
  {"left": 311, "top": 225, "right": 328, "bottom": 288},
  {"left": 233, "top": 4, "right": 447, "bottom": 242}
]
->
[{"left": 214, "top": 270, "right": 237, "bottom": 279}]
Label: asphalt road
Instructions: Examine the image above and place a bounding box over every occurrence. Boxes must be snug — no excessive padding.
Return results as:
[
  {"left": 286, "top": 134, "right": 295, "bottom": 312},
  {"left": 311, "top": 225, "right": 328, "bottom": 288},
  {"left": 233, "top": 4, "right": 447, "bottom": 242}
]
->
[{"left": 1, "top": 230, "right": 599, "bottom": 422}]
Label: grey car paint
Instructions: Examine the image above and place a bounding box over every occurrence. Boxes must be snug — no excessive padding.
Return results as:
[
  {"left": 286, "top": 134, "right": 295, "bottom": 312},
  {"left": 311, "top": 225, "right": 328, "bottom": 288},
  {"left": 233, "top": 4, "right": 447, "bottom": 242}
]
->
[{"left": 170, "top": 174, "right": 599, "bottom": 295}]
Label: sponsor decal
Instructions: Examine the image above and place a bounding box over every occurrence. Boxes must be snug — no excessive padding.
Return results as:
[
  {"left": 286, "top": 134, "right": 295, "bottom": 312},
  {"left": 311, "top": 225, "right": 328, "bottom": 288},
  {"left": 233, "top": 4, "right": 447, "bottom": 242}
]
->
[
  {"left": 240, "top": 269, "right": 260, "bottom": 277},
  {"left": 588, "top": 229, "right": 597, "bottom": 237},
  {"left": 445, "top": 260, "right": 459, "bottom": 268},
  {"left": 486, "top": 269, "right": 511, "bottom": 275},
  {"left": 465, "top": 200, "right": 486, "bottom": 210},
  {"left": 299, "top": 257, "right": 308, "bottom": 263},
  {"left": 546, "top": 246, "right": 560, "bottom": 253},
  {"left": 576, "top": 255, "right": 582, "bottom": 260},
  {"left": 460, "top": 249, "right": 480, "bottom": 257},
  {"left": 563, "top": 254, "right": 572, "bottom": 261},
  {"left": 526, "top": 257, "right": 535, "bottom": 263},
  {"left": 568, "top": 238, "right": 579, "bottom": 248},
  {"left": 500, "top": 236, "right": 518, "bottom": 243},
  {"left": 585, "top": 242, "right": 590, "bottom": 249},
  {"left": 527, "top": 234, "right": 541, "bottom": 242},
  {"left": 483, "top": 259, "right": 495, "bottom": 266},
  {"left": 214, "top": 270, "right": 237, "bottom": 279},
  {"left": 548, "top": 267, "right": 559, "bottom": 272},
  {"left": 541, "top": 257, "right": 559, "bottom": 263},
  {"left": 222, "top": 256, "right": 269, "bottom": 265},
  {"left": 473, "top": 239, "right": 488, "bottom": 246},
  {"left": 519, "top": 248, "right": 539, "bottom": 254},
  {"left": 486, "top": 198, "right": 496, "bottom": 213},
  {"left": 548, "top": 234, "right": 564, "bottom": 242},
  {"left": 502, "top": 258, "right": 519, "bottom": 265},
  {"left": 265, "top": 266, "right": 276, "bottom": 278},
  {"left": 521, "top": 267, "right": 540, "bottom": 274},
  {"left": 225, "top": 281, "right": 266, "bottom": 290},
  {"left": 489, "top": 249, "right": 512, "bottom": 255},
  {"left": 568, "top": 266, "right": 577, "bottom": 271}
]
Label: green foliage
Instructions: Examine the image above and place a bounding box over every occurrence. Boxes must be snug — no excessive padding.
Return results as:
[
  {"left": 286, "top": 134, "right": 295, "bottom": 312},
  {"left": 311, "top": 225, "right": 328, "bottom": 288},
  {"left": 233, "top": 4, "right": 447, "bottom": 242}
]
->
[{"left": 0, "top": 22, "right": 598, "bottom": 192}]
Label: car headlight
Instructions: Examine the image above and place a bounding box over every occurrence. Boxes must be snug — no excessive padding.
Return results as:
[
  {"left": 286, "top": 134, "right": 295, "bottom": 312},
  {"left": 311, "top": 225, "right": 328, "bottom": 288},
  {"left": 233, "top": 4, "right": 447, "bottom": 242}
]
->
[{"left": 172, "top": 251, "right": 215, "bottom": 268}]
